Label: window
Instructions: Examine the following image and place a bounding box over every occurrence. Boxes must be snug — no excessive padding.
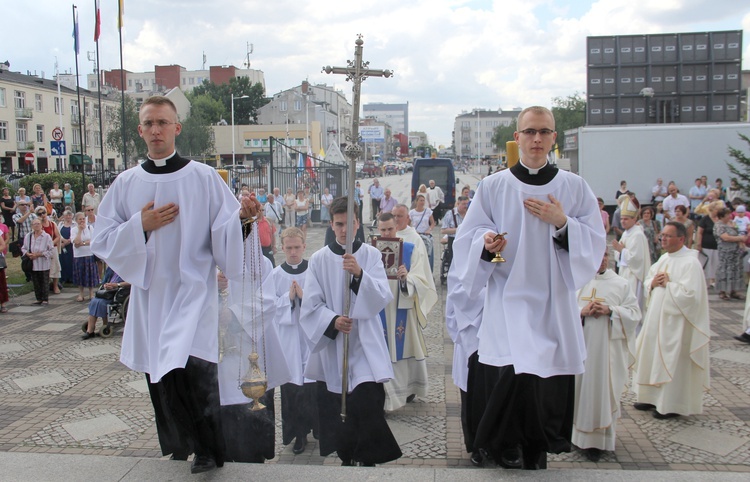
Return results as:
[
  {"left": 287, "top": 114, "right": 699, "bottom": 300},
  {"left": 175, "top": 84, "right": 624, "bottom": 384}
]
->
[
  {"left": 294, "top": 100, "right": 301, "bottom": 111},
  {"left": 72, "top": 129, "right": 81, "bottom": 146},
  {"left": 280, "top": 101, "right": 288, "bottom": 112},
  {"left": 14, "top": 90, "right": 25, "bottom": 109},
  {"left": 128, "top": 79, "right": 133, "bottom": 87},
  {"left": 0, "top": 87, "right": 6, "bottom": 107},
  {"left": 36, "top": 124, "right": 44, "bottom": 143},
  {"left": 71, "top": 99, "right": 78, "bottom": 116},
  {"left": 16, "top": 123, "right": 27, "bottom": 142},
  {"left": 0, "top": 121, "right": 7, "bottom": 141},
  {"left": 93, "top": 131, "right": 100, "bottom": 147},
  {"left": 54, "top": 96, "right": 63, "bottom": 115},
  {"left": 182, "top": 78, "right": 186, "bottom": 85},
  {"left": 189, "top": 77, "right": 195, "bottom": 85},
  {"left": 35, "top": 94, "right": 43, "bottom": 111},
  {"left": 94, "top": 105, "right": 100, "bottom": 120}
]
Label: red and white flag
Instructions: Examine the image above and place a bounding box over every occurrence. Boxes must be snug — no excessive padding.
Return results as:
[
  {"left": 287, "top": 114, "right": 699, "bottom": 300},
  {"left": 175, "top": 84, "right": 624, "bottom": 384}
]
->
[{"left": 93, "top": 0, "right": 101, "bottom": 42}]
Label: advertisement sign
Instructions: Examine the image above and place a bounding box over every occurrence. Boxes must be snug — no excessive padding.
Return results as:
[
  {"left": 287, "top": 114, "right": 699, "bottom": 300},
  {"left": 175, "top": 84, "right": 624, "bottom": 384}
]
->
[{"left": 360, "top": 126, "right": 385, "bottom": 142}]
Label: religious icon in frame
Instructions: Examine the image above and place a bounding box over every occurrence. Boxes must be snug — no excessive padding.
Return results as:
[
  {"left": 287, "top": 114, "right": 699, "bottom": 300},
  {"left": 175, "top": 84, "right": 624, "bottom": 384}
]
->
[{"left": 372, "top": 237, "right": 403, "bottom": 280}]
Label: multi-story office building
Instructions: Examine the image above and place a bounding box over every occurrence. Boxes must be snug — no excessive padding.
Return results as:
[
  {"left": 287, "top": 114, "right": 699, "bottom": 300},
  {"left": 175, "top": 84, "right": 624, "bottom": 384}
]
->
[
  {"left": 363, "top": 102, "right": 408, "bottom": 137},
  {"left": 0, "top": 64, "right": 122, "bottom": 173},
  {"left": 452, "top": 108, "right": 521, "bottom": 160}
]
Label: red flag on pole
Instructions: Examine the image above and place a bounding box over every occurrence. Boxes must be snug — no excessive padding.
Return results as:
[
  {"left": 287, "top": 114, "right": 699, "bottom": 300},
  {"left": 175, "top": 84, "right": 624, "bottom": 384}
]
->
[{"left": 94, "top": 0, "right": 101, "bottom": 42}]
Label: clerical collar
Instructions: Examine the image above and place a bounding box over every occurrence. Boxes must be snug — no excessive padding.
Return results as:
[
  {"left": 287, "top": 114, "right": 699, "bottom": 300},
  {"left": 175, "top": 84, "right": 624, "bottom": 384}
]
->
[
  {"left": 282, "top": 259, "right": 308, "bottom": 274},
  {"left": 141, "top": 151, "right": 190, "bottom": 174},
  {"left": 328, "top": 240, "right": 362, "bottom": 255},
  {"left": 510, "top": 159, "right": 558, "bottom": 186}
]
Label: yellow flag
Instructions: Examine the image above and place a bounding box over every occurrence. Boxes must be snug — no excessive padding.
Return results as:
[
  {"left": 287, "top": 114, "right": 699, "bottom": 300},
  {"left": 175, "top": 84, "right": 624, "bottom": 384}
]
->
[{"left": 118, "top": 0, "right": 125, "bottom": 29}]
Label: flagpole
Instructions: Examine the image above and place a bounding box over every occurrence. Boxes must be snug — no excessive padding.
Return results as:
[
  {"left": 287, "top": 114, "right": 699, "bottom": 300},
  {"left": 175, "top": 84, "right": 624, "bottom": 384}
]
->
[
  {"left": 72, "top": 4, "right": 86, "bottom": 186},
  {"left": 94, "top": 0, "right": 104, "bottom": 173},
  {"left": 55, "top": 57, "right": 65, "bottom": 170},
  {"left": 117, "top": 0, "right": 127, "bottom": 167}
]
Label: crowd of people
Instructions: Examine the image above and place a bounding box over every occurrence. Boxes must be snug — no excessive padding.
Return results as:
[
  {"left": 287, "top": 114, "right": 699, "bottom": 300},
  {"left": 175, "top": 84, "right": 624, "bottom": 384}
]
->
[{"left": 4, "top": 97, "right": 734, "bottom": 475}]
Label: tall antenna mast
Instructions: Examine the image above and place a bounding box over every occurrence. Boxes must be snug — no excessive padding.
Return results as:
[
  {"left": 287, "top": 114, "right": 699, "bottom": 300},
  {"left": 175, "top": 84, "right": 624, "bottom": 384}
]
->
[{"left": 244, "top": 42, "right": 254, "bottom": 68}]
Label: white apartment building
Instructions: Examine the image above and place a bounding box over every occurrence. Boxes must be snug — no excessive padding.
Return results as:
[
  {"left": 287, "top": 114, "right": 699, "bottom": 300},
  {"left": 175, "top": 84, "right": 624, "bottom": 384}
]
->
[
  {"left": 453, "top": 108, "right": 521, "bottom": 159},
  {"left": 0, "top": 65, "right": 122, "bottom": 173}
]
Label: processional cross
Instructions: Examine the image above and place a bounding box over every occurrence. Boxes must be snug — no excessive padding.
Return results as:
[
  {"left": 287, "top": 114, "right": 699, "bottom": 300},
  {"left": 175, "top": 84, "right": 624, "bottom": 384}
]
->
[{"left": 322, "top": 35, "right": 392, "bottom": 421}]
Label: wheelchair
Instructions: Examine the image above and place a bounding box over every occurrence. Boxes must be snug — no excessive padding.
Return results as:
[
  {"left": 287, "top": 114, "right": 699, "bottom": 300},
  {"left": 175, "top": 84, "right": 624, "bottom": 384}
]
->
[{"left": 80, "top": 286, "right": 130, "bottom": 338}]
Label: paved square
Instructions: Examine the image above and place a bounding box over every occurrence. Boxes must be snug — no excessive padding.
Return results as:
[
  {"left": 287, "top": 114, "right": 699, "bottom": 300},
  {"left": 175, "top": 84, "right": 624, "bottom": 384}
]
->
[
  {"left": 13, "top": 371, "right": 68, "bottom": 390},
  {"left": 0, "top": 343, "right": 25, "bottom": 355},
  {"left": 668, "top": 426, "right": 748, "bottom": 457},
  {"left": 73, "top": 345, "right": 120, "bottom": 358},
  {"left": 126, "top": 379, "right": 149, "bottom": 394},
  {"left": 62, "top": 414, "right": 130, "bottom": 442},
  {"left": 35, "top": 323, "right": 77, "bottom": 332},
  {"left": 712, "top": 349, "right": 750, "bottom": 365}
]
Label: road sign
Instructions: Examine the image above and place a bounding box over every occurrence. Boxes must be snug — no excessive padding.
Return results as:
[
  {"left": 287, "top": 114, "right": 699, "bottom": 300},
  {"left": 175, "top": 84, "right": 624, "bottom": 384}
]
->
[
  {"left": 51, "top": 141, "right": 67, "bottom": 156},
  {"left": 52, "top": 127, "right": 64, "bottom": 141},
  {"left": 24, "top": 152, "right": 35, "bottom": 164}
]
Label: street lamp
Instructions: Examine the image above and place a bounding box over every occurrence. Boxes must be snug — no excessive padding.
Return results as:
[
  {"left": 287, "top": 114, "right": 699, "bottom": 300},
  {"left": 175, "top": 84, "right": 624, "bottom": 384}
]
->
[{"left": 231, "top": 93, "right": 249, "bottom": 165}]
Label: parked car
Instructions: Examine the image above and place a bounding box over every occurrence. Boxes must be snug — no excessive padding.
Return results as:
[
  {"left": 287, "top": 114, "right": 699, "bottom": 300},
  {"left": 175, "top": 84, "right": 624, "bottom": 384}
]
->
[{"left": 362, "top": 162, "right": 382, "bottom": 178}]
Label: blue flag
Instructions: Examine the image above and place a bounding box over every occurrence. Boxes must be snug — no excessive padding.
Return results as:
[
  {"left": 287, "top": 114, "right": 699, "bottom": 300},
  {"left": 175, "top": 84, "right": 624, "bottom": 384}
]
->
[{"left": 72, "top": 10, "right": 80, "bottom": 55}]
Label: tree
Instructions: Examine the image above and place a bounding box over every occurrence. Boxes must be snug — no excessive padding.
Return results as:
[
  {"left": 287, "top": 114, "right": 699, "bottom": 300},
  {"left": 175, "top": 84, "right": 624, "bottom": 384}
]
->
[
  {"left": 726, "top": 133, "right": 750, "bottom": 199},
  {"left": 175, "top": 115, "right": 215, "bottom": 158},
  {"left": 551, "top": 92, "right": 586, "bottom": 150},
  {"left": 492, "top": 118, "right": 517, "bottom": 151},
  {"left": 106, "top": 95, "right": 147, "bottom": 162},
  {"left": 191, "top": 76, "right": 269, "bottom": 125},
  {"left": 188, "top": 94, "right": 226, "bottom": 124}
]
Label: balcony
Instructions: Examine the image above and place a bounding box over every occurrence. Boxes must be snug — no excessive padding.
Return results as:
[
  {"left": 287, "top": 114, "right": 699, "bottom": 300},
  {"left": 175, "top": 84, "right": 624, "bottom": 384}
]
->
[
  {"left": 17, "top": 141, "right": 35, "bottom": 151},
  {"left": 461, "top": 136, "right": 472, "bottom": 142},
  {"left": 71, "top": 113, "right": 81, "bottom": 125},
  {"left": 70, "top": 144, "right": 81, "bottom": 154},
  {"left": 15, "top": 108, "right": 33, "bottom": 120},
  {"left": 460, "top": 125, "right": 471, "bottom": 131}
]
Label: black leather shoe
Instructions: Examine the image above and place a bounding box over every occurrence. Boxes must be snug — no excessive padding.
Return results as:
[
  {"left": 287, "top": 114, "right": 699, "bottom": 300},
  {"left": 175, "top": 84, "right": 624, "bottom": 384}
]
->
[
  {"left": 498, "top": 447, "right": 522, "bottom": 469},
  {"left": 470, "top": 450, "right": 483, "bottom": 467},
  {"left": 406, "top": 394, "right": 416, "bottom": 403},
  {"left": 169, "top": 453, "right": 188, "bottom": 461},
  {"left": 520, "top": 447, "right": 547, "bottom": 470},
  {"left": 734, "top": 333, "right": 750, "bottom": 344},
  {"left": 190, "top": 455, "right": 217, "bottom": 474},
  {"left": 82, "top": 332, "right": 96, "bottom": 340},
  {"left": 584, "top": 448, "right": 602, "bottom": 462},
  {"left": 341, "top": 459, "right": 355, "bottom": 466},
  {"left": 292, "top": 436, "right": 307, "bottom": 454},
  {"left": 633, "top": 402, "right": 655, "bottom": 411},
  {"left": 653, "top": 411, "right": 680, "bottom": 420}
]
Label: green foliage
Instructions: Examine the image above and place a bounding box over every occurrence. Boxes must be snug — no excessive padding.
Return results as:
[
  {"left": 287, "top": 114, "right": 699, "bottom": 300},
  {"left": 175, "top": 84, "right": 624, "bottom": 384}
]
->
[
  {"left": 187, "top": 94, "right": 226, "bottom": 124},
  {"left": 176, "top": 115, "right": 215, "bottom": 158},
  {"left": 191, "top": 77, "right": 269, "bottom": 125},
  {"left": 726, "top": 133, "right": 750, "bottom": 199},
  {"left": 551, "top": 92, "right": 586, "bottom": 149},
  {"left": 492, "top": 118, "right": 517, "bottom": 151},
  {"left": 18, "top": 172, "right": 92, "bottom": 211},
  {"left": 106, "top": 95, "right": 147, "bottom": 161}
]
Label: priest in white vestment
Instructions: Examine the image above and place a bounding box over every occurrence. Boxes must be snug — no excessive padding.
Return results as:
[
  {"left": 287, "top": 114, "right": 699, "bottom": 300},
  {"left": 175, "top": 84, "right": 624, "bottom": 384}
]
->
[
  {"left": 452, "top": 106, "right": 607, "bottom": 470},
  {"left": 633, "top": 221, "right": 710, "bottom": 419},
  {"left": 612, "top": 194, "right": 651, "bottom": 309},
  {"left": 91, "top": 96, "right": 263, "bottom": 474},
  {"left": 572, "top": 251, "right": 641, "bottom": 461},
  {"left": 379, "top": 209, "right": 437, "bottom": 410},
  {"left": 300, "top": 197, "right": 401, "bottom": 466}
]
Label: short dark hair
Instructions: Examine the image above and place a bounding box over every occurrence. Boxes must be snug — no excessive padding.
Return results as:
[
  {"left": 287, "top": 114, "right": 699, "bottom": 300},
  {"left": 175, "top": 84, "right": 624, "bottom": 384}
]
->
[
  {"left": 717, "top": 207, "right": 732, "bottom": 219},
  {"left": 457, "top": 196, "right": 469, "bottom": 202},
  {"left": 665, "top": 221, "right": 687, "bottom": 238},
  {"left": 330, "top": 196, "right": 358, "bottom": 218},
  {"left": 640, "top": 206, "right": 655, "bottom": 218},
  {"left": 674, "top": 205, "right": 687, "bottom": 215},
  {"left": 378, "top": 212, "right": 395, "bottom": 223}
]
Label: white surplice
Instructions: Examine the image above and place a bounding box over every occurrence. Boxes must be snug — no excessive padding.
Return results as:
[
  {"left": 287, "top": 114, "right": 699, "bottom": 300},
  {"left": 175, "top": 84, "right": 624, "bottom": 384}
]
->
[
  {"left": 633, "top": 247, "right": 710, "bottom": 415},
  {"left": 300, "top": 242, "right": 394, "bottom": 394},
  {"left": 572, "top": 269, "right": 641, "bottom": 451},
  {"left": 453, "top": 169, "right": 607, "bottom": 377},
  {"left": 614, "top": 224, "right": 651, "bottom": 308},
  {"left": 270, "top": 261, "right": 311, "bottom": 386},
  {"left": 92, "top": 162, "right": 256, "bottom": 383},
  {"left": 445, "top": 268, "right": 484, "bottom": 392}
]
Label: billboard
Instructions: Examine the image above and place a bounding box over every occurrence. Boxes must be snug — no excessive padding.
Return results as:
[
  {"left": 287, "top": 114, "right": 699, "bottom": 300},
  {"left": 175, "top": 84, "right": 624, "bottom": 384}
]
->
[{"left": 360, "top": 126, "right": 385, "bottom": 142}]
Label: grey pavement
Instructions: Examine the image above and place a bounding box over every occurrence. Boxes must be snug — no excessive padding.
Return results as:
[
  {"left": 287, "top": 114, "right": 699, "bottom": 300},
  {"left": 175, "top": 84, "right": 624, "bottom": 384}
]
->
[{"left": 0, "top": 170, "right": 749, "bottom": 479}]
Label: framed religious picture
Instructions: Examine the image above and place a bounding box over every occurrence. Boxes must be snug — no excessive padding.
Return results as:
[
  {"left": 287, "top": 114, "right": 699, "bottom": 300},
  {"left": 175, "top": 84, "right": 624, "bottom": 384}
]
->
[{"left": 372, "top": 236, "right": 403, "bottom": 280}]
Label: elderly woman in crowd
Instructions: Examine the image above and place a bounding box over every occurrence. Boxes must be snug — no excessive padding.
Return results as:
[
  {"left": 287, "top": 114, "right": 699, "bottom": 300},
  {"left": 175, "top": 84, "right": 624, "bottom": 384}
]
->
[
  {"left": 697, "top": 200, "right": 724, "bottom": 289},
  {"left": 1, "top": 188, "right": 16, "bottom": 239},
  {"left": 71, "top": 212, "right": 99, "bottom": 302},
  {"left": 714, "top": 207, "right": 747, "bottom": 301},
  {"left": 22, "top": 218, "right": 55, "bottom": 305},
  {"left": 57, "top": 209, "right": 75, "bottom": 285},
  {"left": 30, "top": 183, "right": 47, "bottom": 209},
  {"left": 15, "top": 187, "right": 30, "bottom": 212},
  {"left": 62, "top": 183, "right": 75, "bottom": 212},
  {"left": 638, "top": 206, "right": 661, "bottom": 264},
  {"left": 410, "top": 193, "right": 436, "bottom": 270},
  {"left": 36, "top": 206, "right": 62, "bottom": 294},
  {"left": 673, "top": 205, "right": 694, "bottom": 249},
  {"left": 294, "top": 190, "right": 309, "bottom": 239},
  {"left": 83, "top": 267, "right": 130, "bottom": 340}
]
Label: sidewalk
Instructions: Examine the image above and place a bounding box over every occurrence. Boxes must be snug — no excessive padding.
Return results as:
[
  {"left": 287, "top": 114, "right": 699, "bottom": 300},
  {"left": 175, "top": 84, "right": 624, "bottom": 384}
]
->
[{"left": 0, "top": 222, "right": 749, "bottom": 477}]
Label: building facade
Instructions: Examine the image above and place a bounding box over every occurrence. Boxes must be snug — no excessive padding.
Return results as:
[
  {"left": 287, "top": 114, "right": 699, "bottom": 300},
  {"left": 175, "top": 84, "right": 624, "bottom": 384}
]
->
[
  {"left": 0, "top": 65, "right": 122, "bottom": 173},
  {"left": 363, "top": 102, "right": 408, "bottom": 137},
  {"left": 452, "top": 108, "right": 521, "bottom": 160}
]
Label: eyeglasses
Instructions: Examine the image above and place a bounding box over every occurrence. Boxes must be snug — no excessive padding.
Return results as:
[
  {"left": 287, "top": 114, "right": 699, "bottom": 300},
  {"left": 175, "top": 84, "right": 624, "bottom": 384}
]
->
[
  {"left": 519, "top": 128, "right": 555, "bottom": 136},
  {"left": 140, "top": 120, "right": 177, "bottom": 129}
]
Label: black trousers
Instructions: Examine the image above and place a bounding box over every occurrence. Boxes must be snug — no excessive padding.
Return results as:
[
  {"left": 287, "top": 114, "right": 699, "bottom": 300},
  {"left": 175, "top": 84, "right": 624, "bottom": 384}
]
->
[
  {"left": 280, "top": 382, "right": 319, "bottom": 445},
  {"left": 30, "top": 269, "right": 49, "bottom": 301},
  {"left": 146, "top": 356, "right": 225, "bottom": 465},
  {"left": 316, "top": 381, "right": 402, "bottom": 465},
  {"left": 220, "top": 389, "right": 275, "bottom": 463}
]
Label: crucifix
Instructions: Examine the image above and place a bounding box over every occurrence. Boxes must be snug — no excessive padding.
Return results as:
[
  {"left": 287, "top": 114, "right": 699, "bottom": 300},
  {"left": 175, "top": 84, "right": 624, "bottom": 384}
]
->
[
  {"left": 581, "top": 288, "right": 605, "bottom": 303},
  {"left": 322, "top": 35, "right": 392, "bottom": 422}
]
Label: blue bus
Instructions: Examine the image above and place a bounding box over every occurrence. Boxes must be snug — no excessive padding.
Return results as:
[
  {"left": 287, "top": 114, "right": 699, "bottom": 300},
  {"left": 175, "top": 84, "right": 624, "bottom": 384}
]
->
[{"left": 410, "top": 158, "right": 456, "bottom": 210}]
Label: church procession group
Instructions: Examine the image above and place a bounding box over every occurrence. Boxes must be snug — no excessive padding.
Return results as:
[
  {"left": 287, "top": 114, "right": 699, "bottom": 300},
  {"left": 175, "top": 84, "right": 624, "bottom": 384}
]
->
[{"left": 89, "top": 96, "right": 711, "bottom": 475}]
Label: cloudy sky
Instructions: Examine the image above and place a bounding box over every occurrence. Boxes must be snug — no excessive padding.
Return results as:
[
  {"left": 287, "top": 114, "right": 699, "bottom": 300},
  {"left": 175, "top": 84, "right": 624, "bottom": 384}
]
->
[{"left": 6, "top": 0, "right": 750, "bottom": 146}]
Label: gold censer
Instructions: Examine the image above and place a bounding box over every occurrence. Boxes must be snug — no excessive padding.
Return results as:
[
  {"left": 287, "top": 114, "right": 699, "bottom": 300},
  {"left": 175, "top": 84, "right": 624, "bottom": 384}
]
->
[{"left": 240, "top": 353, "right": 268, "bottom": 411}]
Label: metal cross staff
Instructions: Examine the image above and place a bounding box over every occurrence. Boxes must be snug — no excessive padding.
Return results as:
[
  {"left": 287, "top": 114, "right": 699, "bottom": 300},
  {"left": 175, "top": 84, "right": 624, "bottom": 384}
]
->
[{"left": 323, "top": 34, "right": 392, "bottom": 422}]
